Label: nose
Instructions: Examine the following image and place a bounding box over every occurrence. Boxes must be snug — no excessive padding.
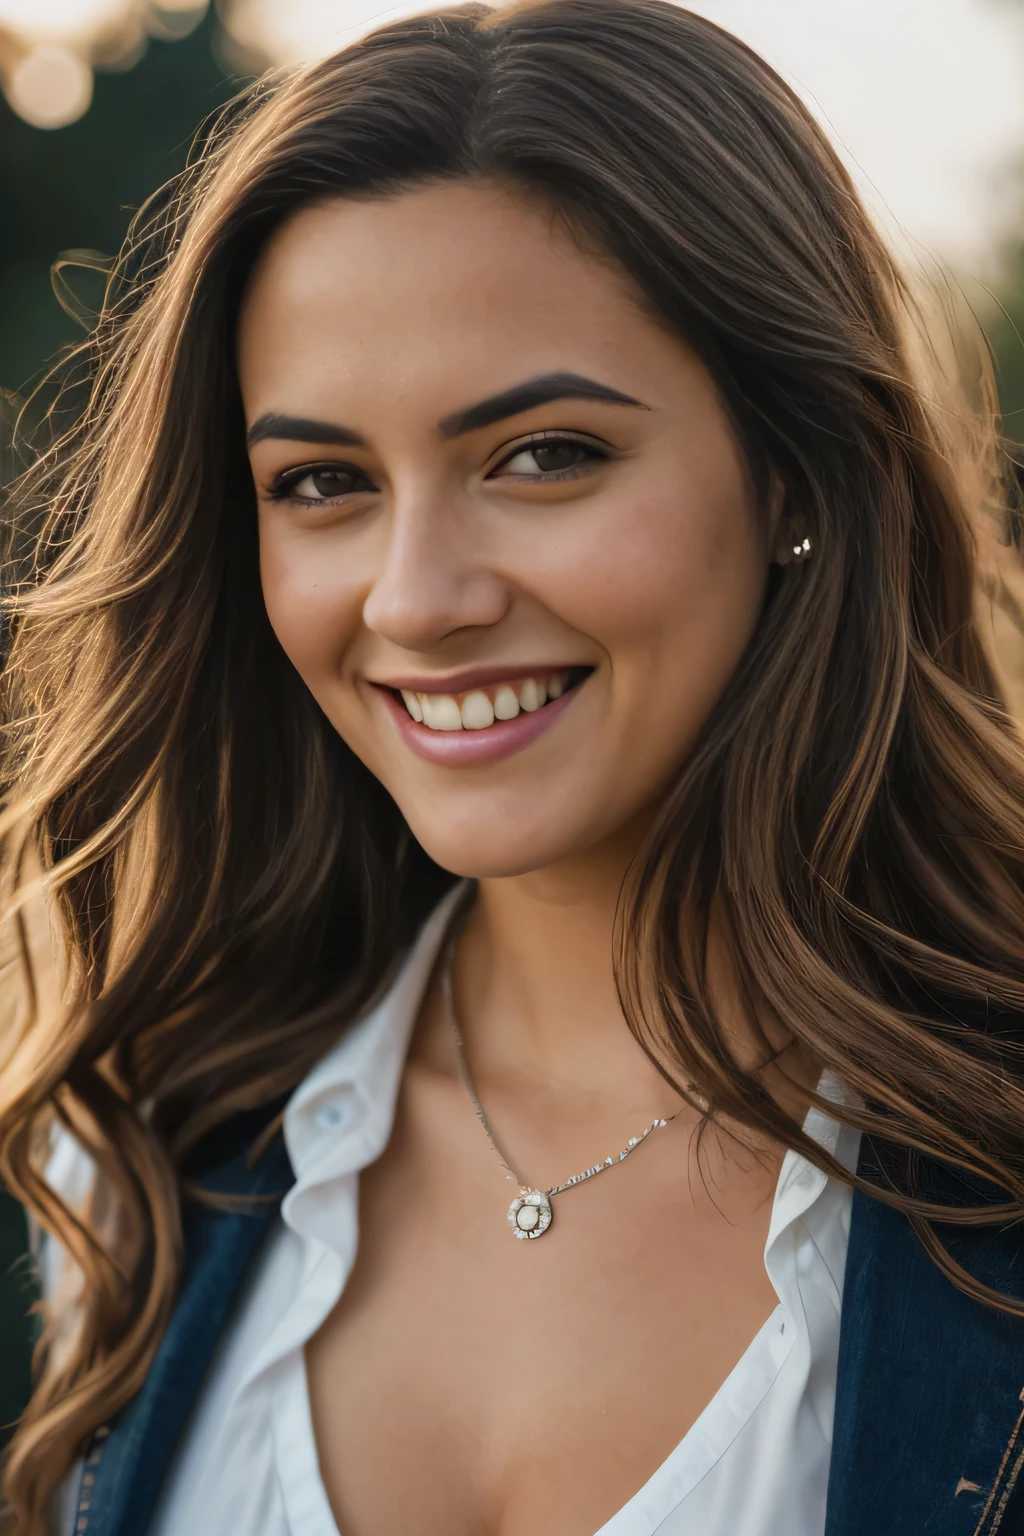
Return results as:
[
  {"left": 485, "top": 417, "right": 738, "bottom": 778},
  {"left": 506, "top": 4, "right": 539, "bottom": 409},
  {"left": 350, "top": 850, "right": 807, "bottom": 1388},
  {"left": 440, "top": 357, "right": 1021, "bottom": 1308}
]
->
[{"left": 361, "top": 491, "right": 510, "bottom": 650}]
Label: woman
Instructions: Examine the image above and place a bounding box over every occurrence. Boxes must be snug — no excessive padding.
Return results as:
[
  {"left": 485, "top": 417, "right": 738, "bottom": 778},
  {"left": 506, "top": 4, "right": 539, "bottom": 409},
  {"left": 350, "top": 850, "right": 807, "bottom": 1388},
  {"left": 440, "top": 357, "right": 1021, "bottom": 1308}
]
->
[{"left": 3, "top": 1, "right": 1024, "bottom": 1531}]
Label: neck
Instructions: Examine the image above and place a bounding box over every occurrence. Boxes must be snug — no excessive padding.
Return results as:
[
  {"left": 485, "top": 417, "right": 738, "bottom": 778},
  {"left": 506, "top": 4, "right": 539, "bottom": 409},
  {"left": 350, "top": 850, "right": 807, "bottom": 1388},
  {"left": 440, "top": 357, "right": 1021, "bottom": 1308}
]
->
[{"left": 449, "top": 811, "right": 679, "bottom": 1115}]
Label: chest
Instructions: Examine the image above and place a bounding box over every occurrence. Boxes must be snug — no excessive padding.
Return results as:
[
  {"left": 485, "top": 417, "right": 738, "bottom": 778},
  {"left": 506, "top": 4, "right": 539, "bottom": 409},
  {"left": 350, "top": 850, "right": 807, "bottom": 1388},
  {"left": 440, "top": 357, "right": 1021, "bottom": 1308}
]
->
[
  {"left": 73, "top": 1120, "right": 1024, "bottom": 1536},
  {"left": 305, "top": 1070, "right": 780, "bottom": 1536}
]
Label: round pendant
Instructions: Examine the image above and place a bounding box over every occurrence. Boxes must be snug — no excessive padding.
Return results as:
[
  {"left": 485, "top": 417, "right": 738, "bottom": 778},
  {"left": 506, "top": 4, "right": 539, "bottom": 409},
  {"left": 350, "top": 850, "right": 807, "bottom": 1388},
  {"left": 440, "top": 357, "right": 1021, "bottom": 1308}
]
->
[{"left": 507, "top": 1188, "right": 553, "bottom": 1240}]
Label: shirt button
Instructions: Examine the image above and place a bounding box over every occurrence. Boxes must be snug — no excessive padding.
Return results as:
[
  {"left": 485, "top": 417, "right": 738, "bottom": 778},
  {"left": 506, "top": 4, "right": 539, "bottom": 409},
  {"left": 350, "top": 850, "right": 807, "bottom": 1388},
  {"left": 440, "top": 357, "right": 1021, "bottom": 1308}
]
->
[{"left": 314, "top": 1097, "right": 349, "bottom": 1131}]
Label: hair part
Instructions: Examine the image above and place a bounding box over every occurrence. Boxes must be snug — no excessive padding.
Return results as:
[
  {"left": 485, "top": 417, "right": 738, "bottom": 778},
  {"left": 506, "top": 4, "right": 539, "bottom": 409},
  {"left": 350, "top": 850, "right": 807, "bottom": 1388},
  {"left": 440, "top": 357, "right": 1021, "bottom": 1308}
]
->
[{"left": 2, "top": 0, "right": 1023, "bottom": 1526}]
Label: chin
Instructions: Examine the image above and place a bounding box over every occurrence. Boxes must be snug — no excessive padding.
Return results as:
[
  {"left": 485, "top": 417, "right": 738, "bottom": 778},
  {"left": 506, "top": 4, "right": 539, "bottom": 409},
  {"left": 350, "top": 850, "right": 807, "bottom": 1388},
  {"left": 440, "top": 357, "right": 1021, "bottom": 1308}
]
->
[
  {"left": 400, "top": 810, "right": 594, "bottom": 882},
  {"left": 396, "top": 771, "right": 656, "bottom": 879}
]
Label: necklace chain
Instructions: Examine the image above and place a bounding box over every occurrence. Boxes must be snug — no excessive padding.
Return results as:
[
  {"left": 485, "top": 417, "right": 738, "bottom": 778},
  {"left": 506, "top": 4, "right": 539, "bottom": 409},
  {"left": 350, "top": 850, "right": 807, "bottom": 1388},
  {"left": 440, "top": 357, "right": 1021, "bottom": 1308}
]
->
[{"left": 440, "top": 942, "right": 677, "bottom": 1201}]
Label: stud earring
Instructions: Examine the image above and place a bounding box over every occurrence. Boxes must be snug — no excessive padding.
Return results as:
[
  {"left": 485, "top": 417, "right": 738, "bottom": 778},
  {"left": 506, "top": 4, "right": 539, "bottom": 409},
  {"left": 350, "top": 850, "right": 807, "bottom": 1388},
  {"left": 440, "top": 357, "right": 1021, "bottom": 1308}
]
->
[{"left": 791, "top": 536, "right": 812, "bottom": 561}]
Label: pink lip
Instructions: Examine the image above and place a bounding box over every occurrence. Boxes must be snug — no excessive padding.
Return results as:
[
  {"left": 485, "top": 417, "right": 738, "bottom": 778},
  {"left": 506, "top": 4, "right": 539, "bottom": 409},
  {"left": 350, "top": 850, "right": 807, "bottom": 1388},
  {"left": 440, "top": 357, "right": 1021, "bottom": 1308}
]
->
[{"left": 377, "top": 681, "right": 583, "bottom": 766}]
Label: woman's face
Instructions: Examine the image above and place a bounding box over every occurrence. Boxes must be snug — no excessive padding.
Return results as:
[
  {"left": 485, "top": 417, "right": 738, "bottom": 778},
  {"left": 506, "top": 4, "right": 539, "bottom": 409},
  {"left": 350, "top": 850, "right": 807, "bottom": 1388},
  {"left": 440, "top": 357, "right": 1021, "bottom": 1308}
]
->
[{"left": 239, "top": 181, "right": 772, "bottom": 878}]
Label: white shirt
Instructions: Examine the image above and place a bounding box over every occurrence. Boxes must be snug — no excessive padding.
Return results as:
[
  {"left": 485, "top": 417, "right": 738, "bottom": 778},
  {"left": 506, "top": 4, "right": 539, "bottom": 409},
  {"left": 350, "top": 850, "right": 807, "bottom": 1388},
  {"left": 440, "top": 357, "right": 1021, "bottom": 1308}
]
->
[{"left": 59, "top": 886, "right": 861, "bottom": 1536}]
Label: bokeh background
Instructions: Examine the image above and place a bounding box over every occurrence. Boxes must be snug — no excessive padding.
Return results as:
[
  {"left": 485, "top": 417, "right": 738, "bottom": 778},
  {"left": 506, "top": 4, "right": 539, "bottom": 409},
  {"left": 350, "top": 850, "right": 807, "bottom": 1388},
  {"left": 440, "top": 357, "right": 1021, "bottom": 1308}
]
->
[{"left": 4, "top": 0, "right": 1024, "bottom": 1441}]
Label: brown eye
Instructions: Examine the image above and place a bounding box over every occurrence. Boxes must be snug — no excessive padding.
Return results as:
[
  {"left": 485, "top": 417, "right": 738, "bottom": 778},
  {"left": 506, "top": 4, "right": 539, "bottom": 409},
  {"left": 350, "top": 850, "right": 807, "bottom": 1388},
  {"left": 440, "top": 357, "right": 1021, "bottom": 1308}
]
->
[
  {"left": 280, "top": 464, "right": 374, "bottom": 501},
  {"left": 531, "top": 442, "right": 586, "bottom": 472},
  {"left": 301, "top": 467, "right": 365, "bottom": 499},
  {"left": 496, "top": 438, "right": 604, "bottom": 478}
]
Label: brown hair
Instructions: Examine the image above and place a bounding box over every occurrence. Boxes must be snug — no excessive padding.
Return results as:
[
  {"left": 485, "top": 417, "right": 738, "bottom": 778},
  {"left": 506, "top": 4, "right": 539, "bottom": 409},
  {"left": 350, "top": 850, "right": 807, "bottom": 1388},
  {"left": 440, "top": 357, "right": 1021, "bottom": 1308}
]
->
[{"left": 3, "top": 0, "right": 1024, "bottom": 1525}]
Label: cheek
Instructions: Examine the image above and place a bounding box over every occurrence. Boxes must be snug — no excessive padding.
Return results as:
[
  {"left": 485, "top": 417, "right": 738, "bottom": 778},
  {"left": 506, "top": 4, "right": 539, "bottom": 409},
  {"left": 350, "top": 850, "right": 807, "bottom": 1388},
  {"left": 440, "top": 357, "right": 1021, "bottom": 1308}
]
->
[
  {"left": 257, "top": 518, "right": 364, "bottom": 683},
  {"left": 533, "top": 474, "right": 766, "bottom": 686}
]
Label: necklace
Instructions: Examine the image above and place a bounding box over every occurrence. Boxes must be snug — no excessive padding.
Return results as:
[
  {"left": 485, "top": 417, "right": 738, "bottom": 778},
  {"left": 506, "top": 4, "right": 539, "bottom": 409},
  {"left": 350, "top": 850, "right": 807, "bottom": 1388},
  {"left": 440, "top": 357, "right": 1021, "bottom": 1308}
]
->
[{"left": 441, "top": 944, "right": 678, "bottom": 1241}]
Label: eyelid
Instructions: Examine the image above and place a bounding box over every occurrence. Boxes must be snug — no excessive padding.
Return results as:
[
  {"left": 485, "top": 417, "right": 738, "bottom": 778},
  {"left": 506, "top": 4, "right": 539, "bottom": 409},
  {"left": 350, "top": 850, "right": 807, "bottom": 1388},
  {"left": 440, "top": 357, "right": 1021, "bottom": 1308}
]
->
[
  {"left": 267, "top": 461, "right": 322, "bottom": 494},
  {"left": 266, "top": 460, "right": 370, "bottom": 499},
  {"left": 488, "top": 428, "right": 614, "bottom": 473}
]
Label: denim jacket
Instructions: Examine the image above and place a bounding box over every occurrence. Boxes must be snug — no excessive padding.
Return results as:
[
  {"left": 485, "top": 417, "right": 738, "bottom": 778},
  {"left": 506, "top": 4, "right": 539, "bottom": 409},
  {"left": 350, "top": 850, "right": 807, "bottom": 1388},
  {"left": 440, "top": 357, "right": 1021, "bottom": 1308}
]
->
[{"left": 70, "top": 1133, "right": 1024, "bottom": 1536}]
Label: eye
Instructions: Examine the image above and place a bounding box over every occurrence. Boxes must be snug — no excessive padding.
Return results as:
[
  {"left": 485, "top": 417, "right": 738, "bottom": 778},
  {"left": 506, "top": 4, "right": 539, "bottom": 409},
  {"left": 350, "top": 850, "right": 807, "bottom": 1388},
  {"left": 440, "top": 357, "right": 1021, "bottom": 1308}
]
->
[
  {"left": 271, "top": 464, "right": 375, "bottom": 502},
  {"left": 491, "top": 435, "right": 610, "bottom": 480}
]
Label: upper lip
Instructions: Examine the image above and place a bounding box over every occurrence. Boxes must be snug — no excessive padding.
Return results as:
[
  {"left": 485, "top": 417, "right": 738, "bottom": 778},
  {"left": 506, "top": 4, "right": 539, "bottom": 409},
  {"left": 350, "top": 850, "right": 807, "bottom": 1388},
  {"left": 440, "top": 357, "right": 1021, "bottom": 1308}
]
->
[{"left": 369, "top": 663, "right": 586, "bottom": 695}]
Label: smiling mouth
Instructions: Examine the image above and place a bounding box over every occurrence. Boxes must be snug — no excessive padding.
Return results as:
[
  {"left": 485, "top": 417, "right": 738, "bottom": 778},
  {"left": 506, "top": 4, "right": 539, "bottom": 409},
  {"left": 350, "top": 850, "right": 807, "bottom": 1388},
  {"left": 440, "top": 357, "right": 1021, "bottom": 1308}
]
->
[{"left": 390, "top": 667, "right": 592, "bottom": 732}]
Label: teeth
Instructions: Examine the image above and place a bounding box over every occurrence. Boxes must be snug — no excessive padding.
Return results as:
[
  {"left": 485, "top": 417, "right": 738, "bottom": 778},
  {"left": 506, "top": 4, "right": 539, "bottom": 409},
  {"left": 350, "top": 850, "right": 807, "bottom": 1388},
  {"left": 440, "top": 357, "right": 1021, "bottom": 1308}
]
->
[
  {"left": 402, "top": 670, "right": 576, "bottom": 729},
  {"left": 493, "top": 685, "right": 520, "bottom": 721},
  {"left": 420, "top": 694, "right": 463, "bottom": 731},
  {"left": 460, "top": 691, "right": 495, "bottom": 730}
]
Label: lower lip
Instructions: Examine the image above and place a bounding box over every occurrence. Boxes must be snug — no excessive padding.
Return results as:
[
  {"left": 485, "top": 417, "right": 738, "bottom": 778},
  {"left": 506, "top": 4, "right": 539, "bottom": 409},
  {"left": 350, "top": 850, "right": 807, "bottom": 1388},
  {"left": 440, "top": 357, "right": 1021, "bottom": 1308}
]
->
[{"left": 378, "top": 683, "right": 583, "bottom": 766}]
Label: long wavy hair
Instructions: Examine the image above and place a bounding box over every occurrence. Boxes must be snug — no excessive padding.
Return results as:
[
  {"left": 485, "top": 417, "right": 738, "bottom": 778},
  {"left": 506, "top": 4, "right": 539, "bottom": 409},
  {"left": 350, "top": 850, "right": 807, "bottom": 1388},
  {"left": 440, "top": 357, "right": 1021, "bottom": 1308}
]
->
[{"left": 3, "top": 0, "right": 1024, "bottom": 1526}]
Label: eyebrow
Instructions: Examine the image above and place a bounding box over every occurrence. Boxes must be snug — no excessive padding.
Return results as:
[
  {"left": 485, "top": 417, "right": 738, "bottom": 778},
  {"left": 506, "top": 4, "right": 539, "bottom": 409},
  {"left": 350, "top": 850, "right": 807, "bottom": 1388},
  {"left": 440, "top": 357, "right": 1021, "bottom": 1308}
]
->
[
  {"left": 245, "top": 414, "right": 367, "bottom": 450},
  {"left": 437, "top": 371, "right": 651, "bottom": 437},
  {"left": 245, "top": 371, "right": 651, "bottom": 451}
]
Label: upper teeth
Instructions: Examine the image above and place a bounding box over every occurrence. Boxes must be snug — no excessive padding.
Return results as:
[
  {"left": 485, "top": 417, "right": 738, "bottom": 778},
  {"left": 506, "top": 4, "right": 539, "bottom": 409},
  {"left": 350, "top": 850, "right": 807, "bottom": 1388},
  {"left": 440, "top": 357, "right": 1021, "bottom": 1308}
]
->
[{"left": 400, "top": 672, "right": 571, "bottom": 731}]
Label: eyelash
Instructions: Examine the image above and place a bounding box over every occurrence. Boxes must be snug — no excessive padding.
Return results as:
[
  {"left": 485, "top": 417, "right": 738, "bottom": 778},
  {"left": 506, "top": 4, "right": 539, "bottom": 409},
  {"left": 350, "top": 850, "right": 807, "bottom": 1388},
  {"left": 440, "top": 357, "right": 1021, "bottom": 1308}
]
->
[{"left": 266, "top": 432, "right": 612, "bottom": 505}]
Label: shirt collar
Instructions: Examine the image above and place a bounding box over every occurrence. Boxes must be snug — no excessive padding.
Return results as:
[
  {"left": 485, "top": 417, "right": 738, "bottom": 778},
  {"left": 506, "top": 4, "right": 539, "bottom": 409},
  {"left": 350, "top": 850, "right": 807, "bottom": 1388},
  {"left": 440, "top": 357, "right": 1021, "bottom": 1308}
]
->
[
  {"left": 283, "top": 881, "right": 468, "bottom": 1186},
  {"left": 766, "top": 1068, "right": 861, "bottom": 1257}
]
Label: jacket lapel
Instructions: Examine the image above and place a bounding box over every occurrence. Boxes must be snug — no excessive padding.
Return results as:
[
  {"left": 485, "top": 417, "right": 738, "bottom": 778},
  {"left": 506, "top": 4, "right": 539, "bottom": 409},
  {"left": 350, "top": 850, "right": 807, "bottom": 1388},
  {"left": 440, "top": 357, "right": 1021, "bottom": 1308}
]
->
[
  {"left": 76, "top": 1132, "right": 295, "bottom": 1536},
  {"left": 826, "top": 1158, "right": 1024, "bottom": 1535}
]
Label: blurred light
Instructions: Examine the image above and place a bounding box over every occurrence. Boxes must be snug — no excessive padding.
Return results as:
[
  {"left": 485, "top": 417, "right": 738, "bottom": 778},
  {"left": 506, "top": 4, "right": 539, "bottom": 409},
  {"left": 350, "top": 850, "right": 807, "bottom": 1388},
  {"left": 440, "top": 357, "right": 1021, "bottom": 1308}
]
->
[
  {"left": 0, "top": 0, "right": 129, "bottom": 45},
  {"left": 146, "top": 0, "right": 209, "bottom": 41},
  {"left": 5, "top": 45, "right": 94, "bottom": 127},
  {"left": 91, "top": 16, "right": 147, "bottom": 68},
  {"left": 219, "top": 0, "right": 423, "bottom": 67}
]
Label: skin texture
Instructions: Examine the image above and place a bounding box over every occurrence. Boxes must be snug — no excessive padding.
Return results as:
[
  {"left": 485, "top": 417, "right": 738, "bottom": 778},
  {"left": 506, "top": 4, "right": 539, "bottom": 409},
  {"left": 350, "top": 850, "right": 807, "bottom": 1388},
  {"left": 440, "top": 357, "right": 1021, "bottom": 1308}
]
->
[
  {"left": 239, "top": 180, "right": 795, "bottom": 1536},
  {"left": 243, "top": 183, "right": 773, "bottom": 882}
]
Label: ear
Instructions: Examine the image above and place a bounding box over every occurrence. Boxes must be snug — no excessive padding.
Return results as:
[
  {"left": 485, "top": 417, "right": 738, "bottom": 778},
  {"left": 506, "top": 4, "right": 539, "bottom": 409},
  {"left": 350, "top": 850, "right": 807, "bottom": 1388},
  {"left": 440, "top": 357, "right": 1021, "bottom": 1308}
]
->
[{"left": 766, "top": 471, "right": 812, "bottom": 566}]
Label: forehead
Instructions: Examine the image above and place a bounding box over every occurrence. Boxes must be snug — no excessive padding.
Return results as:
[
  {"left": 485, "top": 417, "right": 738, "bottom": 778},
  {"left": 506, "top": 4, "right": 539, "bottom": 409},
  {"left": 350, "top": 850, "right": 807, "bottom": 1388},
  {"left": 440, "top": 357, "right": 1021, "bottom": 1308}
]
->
[{"left": 236, "top": 180, "right": 680, "bottom": 419}]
